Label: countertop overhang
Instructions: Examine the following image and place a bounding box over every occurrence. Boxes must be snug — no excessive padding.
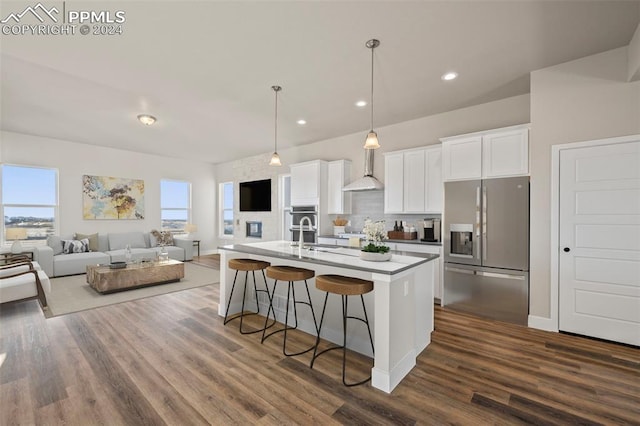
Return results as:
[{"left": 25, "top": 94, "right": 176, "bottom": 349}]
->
[{"left": 219, "top": 240, "right": 438, "bottom": 275}]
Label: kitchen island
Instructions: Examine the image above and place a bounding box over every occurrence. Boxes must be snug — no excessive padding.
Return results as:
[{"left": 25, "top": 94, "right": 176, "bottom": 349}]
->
[{"left": 218, "top": 240, "right": 438, "bottom": 393}]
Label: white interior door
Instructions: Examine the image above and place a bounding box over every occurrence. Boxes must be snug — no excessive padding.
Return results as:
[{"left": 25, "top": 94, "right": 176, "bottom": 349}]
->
[{"left": 559, "top": 140, "right": 640, "bottom": 346}]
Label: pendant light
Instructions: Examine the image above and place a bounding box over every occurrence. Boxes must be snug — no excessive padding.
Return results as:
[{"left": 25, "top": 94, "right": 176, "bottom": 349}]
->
[
  {"left": 269, "top": 85, "right": 282, "bottom": 166},
  {"left": 363, "top": 39, "right": 380, "bottom": 149}
]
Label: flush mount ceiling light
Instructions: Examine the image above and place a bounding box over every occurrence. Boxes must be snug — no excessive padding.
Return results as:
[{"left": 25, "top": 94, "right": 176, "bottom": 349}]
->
[
  {"left": 355, "top": 100, "right": 367, "bottom": 107},
  {"left": 137, "top": 114, "right": 156, "bottom": 126},
  {"left": 441, "top": 71, "right": 458, "bottom": 81},
  {"left": 269, "top": 85, "right": 282, "bottom": 166},
  {"left": 363, "top": 39, "right": 381, "bottom": 149},
  {"left": 297, "top": 119, "right": 307, "bottom": 125}
]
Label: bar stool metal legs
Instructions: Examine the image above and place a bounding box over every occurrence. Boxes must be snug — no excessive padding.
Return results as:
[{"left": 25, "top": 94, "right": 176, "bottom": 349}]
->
[
  {"left": 261, "top": 266, "right": 319, "bottom": 357},
  {"left": 310, "top": 274, "right": 375, "bottom": 386},
  {"left": 223, "top": 259, "right": 275, "bottom": 334}
]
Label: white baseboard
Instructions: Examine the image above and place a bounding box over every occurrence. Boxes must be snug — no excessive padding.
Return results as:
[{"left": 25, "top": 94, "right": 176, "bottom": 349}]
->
[
  {"left": 371, "top": 349, "right": 416, "bottom": 394},
  {"left": 528, "top": 315, "right": 558, "bottom": 332}
]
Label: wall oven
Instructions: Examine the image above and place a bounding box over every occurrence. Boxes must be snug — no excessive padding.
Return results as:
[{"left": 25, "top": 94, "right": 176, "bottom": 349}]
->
[{"left": 290, "top": 206, "right": 317, "bottom": 245}]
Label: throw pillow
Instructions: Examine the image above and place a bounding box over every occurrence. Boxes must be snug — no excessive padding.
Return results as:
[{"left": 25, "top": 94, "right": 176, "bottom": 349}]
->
[
  {"left": 151, "top": 229, "right": 174, "bottom": 246},
  {"left": 74, "top": 232, "right": 99, "bottom": 252},
  {"left": 46, "top": 235, "right": 64, "bottom": 255},
  {"left": 62, "top": 239, "right": 90, "bottom": 254}
]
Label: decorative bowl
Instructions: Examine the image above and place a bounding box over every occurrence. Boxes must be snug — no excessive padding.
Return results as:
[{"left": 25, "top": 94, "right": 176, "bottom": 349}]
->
[{"left": 360, "top": 251, "right": 392, "bottom": 262}]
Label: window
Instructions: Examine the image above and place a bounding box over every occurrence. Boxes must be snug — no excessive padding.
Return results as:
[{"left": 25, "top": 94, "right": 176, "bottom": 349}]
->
[
  {"left": 160, "top": 180, "right": 191, "bottom": 231},
  {"left": 220, "top": 182, "right": 233, "bottom": 237},
  {"left": 1, "top": 165, "right": 58, "bottom": 246}
]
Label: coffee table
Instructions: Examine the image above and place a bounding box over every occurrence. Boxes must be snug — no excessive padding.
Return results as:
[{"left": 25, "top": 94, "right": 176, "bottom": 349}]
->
[{"left": 86, "top": 260, "right": 185, "bottom": 293}]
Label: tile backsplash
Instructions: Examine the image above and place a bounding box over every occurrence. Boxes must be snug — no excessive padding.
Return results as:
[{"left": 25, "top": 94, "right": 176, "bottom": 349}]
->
[{"left": 331, "top": 191, "right": 440, "bottom": 234}]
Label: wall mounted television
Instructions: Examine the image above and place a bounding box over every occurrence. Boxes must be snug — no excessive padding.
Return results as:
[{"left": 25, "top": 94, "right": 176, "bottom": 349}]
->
[{"left": 239, "top": 179, "right": 272, "bottom": 212}]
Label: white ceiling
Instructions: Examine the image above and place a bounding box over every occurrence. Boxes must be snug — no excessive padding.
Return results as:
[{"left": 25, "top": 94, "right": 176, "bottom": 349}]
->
[{"left": 1, "top": 1, "right": 638, "bottom": 164}]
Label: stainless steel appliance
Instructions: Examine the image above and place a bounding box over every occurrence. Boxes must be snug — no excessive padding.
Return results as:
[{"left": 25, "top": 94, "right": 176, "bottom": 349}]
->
[
  {"left": 443, "top": 176, "right": 529, "bottom": 325},
  {"left": 290, "top": 206, "right": 317, "bottom": 245},
  {"left": 421, "top": 218, "right": 441, "bottom": 242}
]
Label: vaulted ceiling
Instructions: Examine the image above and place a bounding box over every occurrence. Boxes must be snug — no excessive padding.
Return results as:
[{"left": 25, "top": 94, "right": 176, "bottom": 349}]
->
[{"left": 1, "top": 1, "right": 638, "bottom": 164}]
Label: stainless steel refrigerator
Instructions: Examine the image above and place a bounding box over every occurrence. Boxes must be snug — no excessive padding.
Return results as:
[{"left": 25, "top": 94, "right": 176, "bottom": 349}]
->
[{"left": 443, "top": 176, "right": 529, "bottom": 325}]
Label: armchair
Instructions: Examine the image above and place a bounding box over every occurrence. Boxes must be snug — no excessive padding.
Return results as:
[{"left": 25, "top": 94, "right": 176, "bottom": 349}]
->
[{"left": 0, "top": 261, "right": 50, "bottom": 309}]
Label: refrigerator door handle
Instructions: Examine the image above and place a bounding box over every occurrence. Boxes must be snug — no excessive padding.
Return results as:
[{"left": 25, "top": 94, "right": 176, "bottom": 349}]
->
[
  {"left": 475, "top": 186, "right": 481, "bottom": 259},
  {"left": 476, "top": 271, "right": 526, "bottom": 280},
  {"left": 445, "top": 266, "right": 476, "bottom": 275},
  {"left": 482, "top": 185, "right": 487, "bottom": 262}
]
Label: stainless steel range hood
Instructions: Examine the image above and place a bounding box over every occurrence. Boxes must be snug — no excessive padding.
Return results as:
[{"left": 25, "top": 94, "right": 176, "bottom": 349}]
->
[{"left": 342, "top": 148, "right": 384, "bottom": 191}]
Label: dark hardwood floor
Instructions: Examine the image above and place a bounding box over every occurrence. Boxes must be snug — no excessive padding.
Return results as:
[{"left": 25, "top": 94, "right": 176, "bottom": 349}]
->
[{"left": 1, "top": 258, "right": 638, "bottom": 425}]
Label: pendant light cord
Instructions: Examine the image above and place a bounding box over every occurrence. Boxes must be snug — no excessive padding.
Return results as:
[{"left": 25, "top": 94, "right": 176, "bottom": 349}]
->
[{"left": 370, "top": 43, "right": 374, "bottom": 131}]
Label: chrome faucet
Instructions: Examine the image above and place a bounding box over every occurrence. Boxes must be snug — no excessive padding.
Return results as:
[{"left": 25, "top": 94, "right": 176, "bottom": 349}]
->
[{"left": 299, "top": 216, "right": 312, "bottom": 248}]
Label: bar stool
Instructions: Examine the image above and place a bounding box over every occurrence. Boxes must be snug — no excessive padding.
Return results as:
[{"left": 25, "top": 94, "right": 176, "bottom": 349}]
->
[
  {"left": 224, "top": 258, "right": 275, "bottom": 334},
  {"left": 310, "top": 274, "right": 375, "bottom": 386},
  {"left": 261, "top": 265, "right": 319, "bottom": 357}
]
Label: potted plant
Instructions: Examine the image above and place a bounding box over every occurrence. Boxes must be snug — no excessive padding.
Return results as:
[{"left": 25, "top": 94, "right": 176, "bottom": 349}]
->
[{"left": 360, "top": 219, "right": 391, "bottom": 261}]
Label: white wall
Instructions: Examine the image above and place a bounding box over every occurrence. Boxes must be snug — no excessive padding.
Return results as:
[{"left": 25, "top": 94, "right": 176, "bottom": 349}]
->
[
  {"left": 215, "top": 94, "right": 530, "bottom": 247},
  {"left": 1, "top": 131, "right": 217, "bottom": 253},
  {"left": 530, "top": 46, "right": 640, "bottom": 319}
]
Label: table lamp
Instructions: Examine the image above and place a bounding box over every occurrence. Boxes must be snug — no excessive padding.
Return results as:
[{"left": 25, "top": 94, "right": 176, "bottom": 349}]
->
[
  {"left": 6, "top": 228, "right": 28, "bottom": 254},
  {"left": 184, "top": 223, "right": 198, "bottom": 238}
]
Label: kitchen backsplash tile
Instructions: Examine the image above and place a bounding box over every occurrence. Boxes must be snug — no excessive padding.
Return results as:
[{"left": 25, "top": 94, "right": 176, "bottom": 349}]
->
[{"left": 332, "top": 191, "right": 440, "bottom": 234}]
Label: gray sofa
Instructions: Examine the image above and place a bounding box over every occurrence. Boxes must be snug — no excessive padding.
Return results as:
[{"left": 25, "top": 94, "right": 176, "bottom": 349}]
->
[{"left": 33, "top": 231, "right": 194, "bottom": 277}]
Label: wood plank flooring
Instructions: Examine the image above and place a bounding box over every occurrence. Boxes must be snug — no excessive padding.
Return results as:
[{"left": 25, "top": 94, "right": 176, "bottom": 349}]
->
[{"left": 1, "top": 259, "right": 638, "bottom": 425}]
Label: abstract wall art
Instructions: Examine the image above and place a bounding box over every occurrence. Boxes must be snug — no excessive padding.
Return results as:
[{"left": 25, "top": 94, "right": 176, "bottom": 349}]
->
[{"left": 82, "top": 175, "right": 145, "bottom": 220}]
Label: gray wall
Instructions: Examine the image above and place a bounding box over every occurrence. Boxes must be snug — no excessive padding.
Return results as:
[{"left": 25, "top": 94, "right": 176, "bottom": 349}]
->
[{"left": 530, "top": 46, "right": 640, "bottom": 319}]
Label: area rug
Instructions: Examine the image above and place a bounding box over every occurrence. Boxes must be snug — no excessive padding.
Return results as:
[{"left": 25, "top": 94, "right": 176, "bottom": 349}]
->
[{"left": 44, "top": 262, "right": 219, "bottom": 318}]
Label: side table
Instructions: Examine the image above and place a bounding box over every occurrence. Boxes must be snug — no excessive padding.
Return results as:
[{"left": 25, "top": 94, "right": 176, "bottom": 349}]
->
[{"left": 192, "top": 240, "right": 201, "bottom": 257}]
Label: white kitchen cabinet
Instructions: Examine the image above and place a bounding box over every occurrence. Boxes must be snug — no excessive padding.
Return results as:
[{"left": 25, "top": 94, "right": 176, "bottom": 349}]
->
[
  {"left": 403, "top": 150, "right": 426, "bottom": 213},
  {"left": 393, "top": 242, "right": 443, "bottom": 303},
  {"left": 318, "top": 237, "right": 337, "bottom": 246},
  {"left": 384, "top": 152, "right": 404, "bottom": 213},
  {"left": 441, "top": 135, "right": 482, "bottom": 181},
  {"left": 425, "top": 147, "right": 443, "bottom": 212},
  {"left": 384, "top": 146, "right": 443, "bottom": 214},
  {"left": 482, "top": 127, "right": 529, "bottom": 178},
  {"left": 327, "top": 160, "right": 352, "bottom": 214},
  {"left": 318, "top": 237, "right": 351, "bottom": 247},
  {"left": 290, "top": 160, "right": 327, "bottom": 206},
  {"left": 441, "top": 124, "right": 529, "bottom": 181}
]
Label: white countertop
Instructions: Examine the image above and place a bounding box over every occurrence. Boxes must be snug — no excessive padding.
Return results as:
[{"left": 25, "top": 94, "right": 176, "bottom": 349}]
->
[{"left": 219, "top": 240, "right": 438, "bottom": 275}]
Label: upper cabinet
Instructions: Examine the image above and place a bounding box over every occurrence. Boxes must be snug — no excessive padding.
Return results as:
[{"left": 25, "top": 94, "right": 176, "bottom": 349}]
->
[
  {"left": 290, "top": 160, "right": 328, "bottom": 206},
  {"left": 327, "top": 160, "right": 352, "bottom": 214},
  {"left": 441, "top": 136, "right": 482, "bottom": 181},
  {"left": 440, "top": 124, "right": 529, "bottom": 181},
  {"left": 384, "top": 145, "right": 443, "bottom": 214}
]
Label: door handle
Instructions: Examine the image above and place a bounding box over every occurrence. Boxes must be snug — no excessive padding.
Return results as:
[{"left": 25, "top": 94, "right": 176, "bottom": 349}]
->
[
  {"left": 563, "top": 247, "right": 570, "bottom": 253},
  {"left": 476, "top": 271, "right": 526, "bottom": 281},
  {"left": 476, "top": 186, "right": 481, "bottom": 259},
  {"left": 445, "top": 266, "right": 476, "bottom": 275},
  {"left": 482, "top": 185, "right": 487, "bottom": 262}
]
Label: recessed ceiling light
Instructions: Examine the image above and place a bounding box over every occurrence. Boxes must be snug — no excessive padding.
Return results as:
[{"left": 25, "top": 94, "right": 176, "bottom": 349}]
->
[
  {"left": 355, "top": 100, "right": 367, "bottom": 107},
  {"left": 297, "top": 119, "right": 307, "bottom": 125},
  {"left": 441, "top": 72, "right": 458, "bottom": 81},
  {"left": 137, "top": 114, "right": 157, "bottom": 125}
]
